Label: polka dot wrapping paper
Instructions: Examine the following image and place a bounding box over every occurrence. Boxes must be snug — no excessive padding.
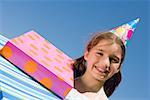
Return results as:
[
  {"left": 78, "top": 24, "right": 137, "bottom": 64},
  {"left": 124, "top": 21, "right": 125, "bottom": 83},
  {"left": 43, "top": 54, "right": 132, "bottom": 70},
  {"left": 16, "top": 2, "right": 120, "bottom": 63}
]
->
[
  {"left": 0, "top": 30, "right": 73, "bottom": 99},
  {"left": 0, "top": 34, "right": 60, "bottom": 100}
]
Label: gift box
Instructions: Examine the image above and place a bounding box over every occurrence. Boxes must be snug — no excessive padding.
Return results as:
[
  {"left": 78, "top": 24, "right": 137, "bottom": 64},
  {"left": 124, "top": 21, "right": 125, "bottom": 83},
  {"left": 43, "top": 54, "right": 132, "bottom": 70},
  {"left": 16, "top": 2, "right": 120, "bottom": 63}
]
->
[
  {"left": 0, "top": 34, "right": 60, "bottom": 100},
  {"left": 0, "top": 31, "right": 73, "bottom": 99},
  {"left": 0, "top": 55, "right": 60, "bottom": 100}
]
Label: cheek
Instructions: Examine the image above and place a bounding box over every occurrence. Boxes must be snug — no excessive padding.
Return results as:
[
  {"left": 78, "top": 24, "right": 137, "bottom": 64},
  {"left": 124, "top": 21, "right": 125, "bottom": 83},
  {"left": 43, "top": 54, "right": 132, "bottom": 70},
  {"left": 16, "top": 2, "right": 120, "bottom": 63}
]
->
[
  {"left": 109, "top": 65, "right": 120, "bottom": 76},
  {"left": 86, "top": 56, "right": 97, "bottom": 67},
  {"left": 86, "top": 60, "right": 94, "bottom": 69}
]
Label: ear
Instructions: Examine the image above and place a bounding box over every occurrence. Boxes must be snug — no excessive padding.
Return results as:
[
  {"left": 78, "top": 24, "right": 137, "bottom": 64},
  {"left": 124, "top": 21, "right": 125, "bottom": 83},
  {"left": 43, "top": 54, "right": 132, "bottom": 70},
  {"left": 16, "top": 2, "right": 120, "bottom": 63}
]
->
[{"left": 84, "top": 49, "right": 89, "bottom": 61}]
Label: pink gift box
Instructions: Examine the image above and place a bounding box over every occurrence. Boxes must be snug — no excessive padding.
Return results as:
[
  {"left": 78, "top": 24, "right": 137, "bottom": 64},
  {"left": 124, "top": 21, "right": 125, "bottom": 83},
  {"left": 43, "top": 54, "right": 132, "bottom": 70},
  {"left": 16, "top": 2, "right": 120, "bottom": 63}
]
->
[{"left": 0, "top": 30, "right": 73, "bottom": 99}]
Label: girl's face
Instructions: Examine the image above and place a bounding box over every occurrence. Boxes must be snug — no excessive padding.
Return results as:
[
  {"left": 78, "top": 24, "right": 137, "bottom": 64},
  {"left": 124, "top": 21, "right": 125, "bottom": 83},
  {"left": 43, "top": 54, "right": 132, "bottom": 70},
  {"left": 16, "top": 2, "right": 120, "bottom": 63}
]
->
[{"left": 84, "top": 39, "right": 122, "bottom": 82}]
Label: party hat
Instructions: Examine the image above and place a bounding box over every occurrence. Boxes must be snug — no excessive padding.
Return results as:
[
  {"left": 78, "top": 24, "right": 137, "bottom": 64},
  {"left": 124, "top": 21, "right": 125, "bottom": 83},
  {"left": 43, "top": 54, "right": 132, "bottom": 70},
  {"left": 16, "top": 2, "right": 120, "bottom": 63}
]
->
[{"left": 109, "top": 18, "right": 140, "bottom": 47}]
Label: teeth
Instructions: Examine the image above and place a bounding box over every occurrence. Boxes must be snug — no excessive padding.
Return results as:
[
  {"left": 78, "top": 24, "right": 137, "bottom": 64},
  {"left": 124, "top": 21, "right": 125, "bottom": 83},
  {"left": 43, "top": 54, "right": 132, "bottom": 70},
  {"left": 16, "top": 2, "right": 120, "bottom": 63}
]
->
[{"left": 100, "top": 76, "right": 104, "bottom": 79}]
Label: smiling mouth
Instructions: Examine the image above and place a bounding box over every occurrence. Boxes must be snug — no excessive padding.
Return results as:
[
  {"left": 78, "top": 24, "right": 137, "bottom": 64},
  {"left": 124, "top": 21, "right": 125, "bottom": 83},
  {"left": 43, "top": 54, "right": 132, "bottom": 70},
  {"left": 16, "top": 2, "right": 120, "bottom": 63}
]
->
[{"left": 94, "top": 66, "right": 109, "bottom": 77}]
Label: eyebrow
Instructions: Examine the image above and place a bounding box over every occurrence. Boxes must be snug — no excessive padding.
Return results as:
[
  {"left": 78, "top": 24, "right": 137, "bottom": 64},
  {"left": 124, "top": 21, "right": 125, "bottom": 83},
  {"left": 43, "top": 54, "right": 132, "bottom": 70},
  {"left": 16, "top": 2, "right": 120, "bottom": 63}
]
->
[{"left": 97, "top": 49, "right": 104, "bottom": 52}]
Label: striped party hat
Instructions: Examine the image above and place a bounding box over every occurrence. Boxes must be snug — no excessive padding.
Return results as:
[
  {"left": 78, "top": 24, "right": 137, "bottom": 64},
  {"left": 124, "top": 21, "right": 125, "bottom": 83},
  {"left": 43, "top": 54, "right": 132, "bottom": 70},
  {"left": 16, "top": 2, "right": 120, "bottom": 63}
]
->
[{"left": 110, "top": 18, "right": 140, "bottom": 47}]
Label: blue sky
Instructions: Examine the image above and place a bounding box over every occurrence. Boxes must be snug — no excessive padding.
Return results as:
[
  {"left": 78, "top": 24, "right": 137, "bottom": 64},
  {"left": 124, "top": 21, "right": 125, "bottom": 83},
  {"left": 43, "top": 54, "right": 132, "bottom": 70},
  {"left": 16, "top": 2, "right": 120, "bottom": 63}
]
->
[{"left": 0, "top": 0, "right": 149, "bottom": 99}]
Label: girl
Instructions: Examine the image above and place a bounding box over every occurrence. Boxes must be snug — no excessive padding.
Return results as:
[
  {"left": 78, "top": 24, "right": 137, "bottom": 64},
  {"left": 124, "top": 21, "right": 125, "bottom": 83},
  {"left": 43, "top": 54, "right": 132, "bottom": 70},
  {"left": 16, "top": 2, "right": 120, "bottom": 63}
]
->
[
  {"left": 65, "top": 18, "right": 139, "bottom": 100},
  {"left": 74, "top": 32, "right": 125, "bottom": 100}
]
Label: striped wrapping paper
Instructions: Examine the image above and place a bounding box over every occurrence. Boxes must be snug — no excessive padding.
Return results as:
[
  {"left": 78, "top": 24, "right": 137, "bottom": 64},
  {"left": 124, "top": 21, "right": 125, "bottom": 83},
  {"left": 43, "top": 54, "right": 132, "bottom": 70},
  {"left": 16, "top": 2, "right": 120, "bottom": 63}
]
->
[{"left": 0, "top": 34, "right": 60, "bottom": 100}]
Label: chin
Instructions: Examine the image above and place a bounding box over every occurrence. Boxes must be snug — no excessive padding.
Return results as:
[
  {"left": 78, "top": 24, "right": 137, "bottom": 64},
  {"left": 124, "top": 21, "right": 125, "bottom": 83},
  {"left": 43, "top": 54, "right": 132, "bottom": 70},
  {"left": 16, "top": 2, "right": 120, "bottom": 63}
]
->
[{"left": 93, "top": 74, "right": 107, "bottom": 82}]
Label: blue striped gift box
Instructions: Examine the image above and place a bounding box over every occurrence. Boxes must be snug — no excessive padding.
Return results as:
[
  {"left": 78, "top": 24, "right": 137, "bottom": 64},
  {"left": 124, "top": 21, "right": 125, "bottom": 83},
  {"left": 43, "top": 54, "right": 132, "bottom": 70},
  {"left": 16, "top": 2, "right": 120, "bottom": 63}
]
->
[{"left": 0, "top": 34, "right": 60, "bottom": 100}]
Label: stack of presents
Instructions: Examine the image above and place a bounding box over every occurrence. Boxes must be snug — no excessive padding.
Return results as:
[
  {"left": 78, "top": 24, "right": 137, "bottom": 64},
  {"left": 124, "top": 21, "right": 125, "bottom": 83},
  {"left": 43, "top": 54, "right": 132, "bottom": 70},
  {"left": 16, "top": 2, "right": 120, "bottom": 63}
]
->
[{"left": 0, "top": 30, "right": 73, "bottom": 100}]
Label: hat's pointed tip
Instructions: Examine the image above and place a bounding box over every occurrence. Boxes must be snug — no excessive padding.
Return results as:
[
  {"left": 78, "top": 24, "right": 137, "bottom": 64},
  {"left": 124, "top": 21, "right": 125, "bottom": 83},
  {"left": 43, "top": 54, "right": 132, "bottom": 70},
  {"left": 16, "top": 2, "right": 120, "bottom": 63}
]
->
[
  {"left": 110, "top": 18, "right": 140, "bottom": 47},
  {"left": 135, "top": 18, "right": 140, "bottom": 22}
]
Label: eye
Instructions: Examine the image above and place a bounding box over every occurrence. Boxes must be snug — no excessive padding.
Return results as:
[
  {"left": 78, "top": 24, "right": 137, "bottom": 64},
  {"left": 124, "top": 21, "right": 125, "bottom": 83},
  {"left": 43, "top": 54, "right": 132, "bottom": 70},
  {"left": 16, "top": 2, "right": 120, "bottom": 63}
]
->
[
  {"left": 112, "top": 59, "right": 119, "bottom": 63},
  {"left": 110, "top": 57, "right": 119, "bottom": 63},
  {"left": 97, "top": 52, "right": 103, "bottom": 56}
]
